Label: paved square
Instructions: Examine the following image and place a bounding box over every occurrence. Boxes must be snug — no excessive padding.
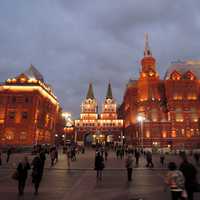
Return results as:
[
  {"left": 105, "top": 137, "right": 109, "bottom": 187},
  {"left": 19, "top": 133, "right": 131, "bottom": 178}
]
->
[{"left": 0, "top": 149, "right": 200, "bottom": 200}]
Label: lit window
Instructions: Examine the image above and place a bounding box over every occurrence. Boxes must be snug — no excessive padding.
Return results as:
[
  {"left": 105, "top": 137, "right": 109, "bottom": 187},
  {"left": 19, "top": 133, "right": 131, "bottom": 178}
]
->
[
  {"left": 162, "top": 131, "right": 167, "bottom": 138},
  {"left": 175, "top": 108, "right": 183, "bottom": 122},
  {"left": 146, "top": 131, "right": 150, "bottom": 138},
  {"left": 20, "top": 132, "right": 27, "bottom": 140},
  {"left": 5, "top": 129, "right": 14, "bottom": 140},
  {"left": 186, "top": 130, "right": 191, "bottom": 138},
  {"left": 181, "top": 129, "right": 185, "bottom": 136},
  {"left": 171, "top": 130, "right": 176, "bottom": 138}
]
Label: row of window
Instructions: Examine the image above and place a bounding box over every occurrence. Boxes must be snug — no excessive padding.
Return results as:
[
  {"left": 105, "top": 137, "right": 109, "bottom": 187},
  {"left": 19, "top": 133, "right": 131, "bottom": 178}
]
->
[
  {"left": 11, "top": 96, "right": 30, "bottom": 104},
  {"left": 8, "top": 111, "right": 28, "bottom": 120},
  {"left": 142, "top": 129, "right": 200, "bottom": 139},
  {"left": 76, "top": 123, "right": 122, "bottom": 127}
]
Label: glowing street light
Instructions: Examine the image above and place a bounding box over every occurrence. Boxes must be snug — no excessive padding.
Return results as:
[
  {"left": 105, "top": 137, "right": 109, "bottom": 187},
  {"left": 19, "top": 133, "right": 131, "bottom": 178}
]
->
[{"left": 137, "top": 115, "right": 145, "bottom": 149}]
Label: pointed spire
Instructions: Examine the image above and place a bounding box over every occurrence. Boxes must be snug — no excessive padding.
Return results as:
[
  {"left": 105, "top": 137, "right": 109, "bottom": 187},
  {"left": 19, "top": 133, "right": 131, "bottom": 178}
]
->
[
  {"left": 106, "top": 82, "right": 113, "bottom": 99},
  {"left": 144, "top": 32, "right": 152, "bottom": 57},
  {"left": 24, "top": 64, "right": 44, "bottom": 82},
  {"left": 86, "top": 82, "right": 95, "bottom": 99}
]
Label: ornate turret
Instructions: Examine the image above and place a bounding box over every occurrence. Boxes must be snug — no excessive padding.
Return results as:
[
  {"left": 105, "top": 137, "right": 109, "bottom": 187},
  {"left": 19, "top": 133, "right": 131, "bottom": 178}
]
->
[
  {"left": 100, "top": 83, "right": 117, "bottom": 119},
  {"left": 80, "top": 83, "right": 98, "bottom": 120},
  {"left": 86, "top": 82, "right": 95, "bottom": 99},
  {"left": 140, "top": 33, "right": 158, "bottom": 79},
  {"left": 106, "top": 82, "right": 113, "bottom": 99}
]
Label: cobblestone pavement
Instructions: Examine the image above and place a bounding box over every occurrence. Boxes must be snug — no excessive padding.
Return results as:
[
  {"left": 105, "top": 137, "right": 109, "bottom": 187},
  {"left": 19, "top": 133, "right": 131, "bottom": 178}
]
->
[{"left": 0, "top": 148, "right": 200, "bottom": 200}]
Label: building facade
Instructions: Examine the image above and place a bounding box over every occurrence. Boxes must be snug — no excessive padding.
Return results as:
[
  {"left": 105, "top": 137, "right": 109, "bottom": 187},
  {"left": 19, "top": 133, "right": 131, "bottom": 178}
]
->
[
  {"left": 122, "top": 34, "right": 200, "bottom": 150},
  {"left": 0, "top": 65, "right": 60, "bottom": 146},
  {"left": 75, "top": 83, "right": 123, "bottom": 145}
]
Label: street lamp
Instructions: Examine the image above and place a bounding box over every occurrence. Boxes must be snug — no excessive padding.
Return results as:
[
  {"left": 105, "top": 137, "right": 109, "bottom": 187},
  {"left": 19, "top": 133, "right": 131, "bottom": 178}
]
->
[{"left": 137, "top": 115, "right": 145, "bottom": 150}]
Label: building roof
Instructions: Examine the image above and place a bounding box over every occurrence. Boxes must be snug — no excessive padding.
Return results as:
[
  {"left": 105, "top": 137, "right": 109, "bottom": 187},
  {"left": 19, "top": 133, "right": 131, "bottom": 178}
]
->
[
  {"left": 165, "top": 60, "right": 200, "bottom": 79},
  {"left": 23, "top": 64, "right": 44, "bottom": 82},
  {"left": 86, "top": 83, "right": 95, "bottom": 99},
  {"left": 106, "top": 82, "right": 113, "bottom": 99}
]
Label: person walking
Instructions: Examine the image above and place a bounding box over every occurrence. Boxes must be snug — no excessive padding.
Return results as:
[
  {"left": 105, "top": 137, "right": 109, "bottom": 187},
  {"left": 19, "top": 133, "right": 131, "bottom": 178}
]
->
[
  {"left": 165, "top": 162, "right": 186, "bottom": 200},
  {"left": 50, "top": 147, "right": 56, "bottom": 166},
  {"left": 193, "top": 152, "right": 200, "bottom": 166},
  {"left": 39, "top": 149, "right": 46, "bottom": 175},
  {"left": 31, "top": 155, "right": 43, "bottom": 195},
  {"left": 94, "top": 152, "right": 104, "bottom": 181},
  {"left": 66, "top": 148, "right": 71, "bottom": 169},
  {"left": 135, "top": 149, "right": 140, "bottom": 167},
  {"left": 116, "top": 148, "right": 120, "bottom": 159},
  {"left": 146, "top": 151, "right": 154, "bottom": 168},
  {"left": 105, "top": 150, "right": 108, "bottom": 161},
  {"left": 160, "top": 151, "right": 165, "bottom": 167},
  {"left": 6, "top": 147, "right": 12, "bottom": 163},
  {"left": 55, "top": 147, "right": 58, "bottom": 163},
  {"left": 17, "top": 157, "right": 30, "bottom": 196},
  {"left": 119, "top": 148, "right": 124, "bottom": 160},
  {"left": 0, "top": 150, "right": 2, "bottom": 166},
  {"left": 125, "top": 154, "right": 134, "bottom": 181},
  {"left": 179, "top": 155, "right": 198, "bottom": 200}
]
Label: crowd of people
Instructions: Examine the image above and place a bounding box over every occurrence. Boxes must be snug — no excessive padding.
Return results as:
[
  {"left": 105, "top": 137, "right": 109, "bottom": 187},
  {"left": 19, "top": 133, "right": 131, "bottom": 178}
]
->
[
  {"left": 0, "top": 143, "right": 200, "bottom": 199},
  {"left": 14, "top": 146, "right": 48, "bottom": 196}
]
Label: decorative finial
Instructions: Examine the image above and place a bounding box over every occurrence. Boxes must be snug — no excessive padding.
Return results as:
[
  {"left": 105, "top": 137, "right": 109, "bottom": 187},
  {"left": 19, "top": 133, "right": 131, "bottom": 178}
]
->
[{"left": 144, "top": 32, "right": 152, "bottom": 57}]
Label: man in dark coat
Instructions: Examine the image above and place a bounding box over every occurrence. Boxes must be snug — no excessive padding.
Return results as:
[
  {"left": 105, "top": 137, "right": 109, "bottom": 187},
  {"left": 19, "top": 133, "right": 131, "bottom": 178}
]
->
[
  {"left": 39, "top": 150, "right": 46, "bottom": 176},
  {"left": 146, "top": 151, "right": 154, "bottom": 168},
  {"left": 0, "top": 150, "right": 2, "bottom": 166},
  {"left": 31, "top": 155, "right": 43, "bottom": 195},
  {"left": 6, "top": 147, "right": 12, "bottom": 163},
  {"left": 94, "top": 152, "right": 104, "bottom": 180},
  {"left": 17, "top": 157, "right": 30, "bottom": 195},
  {"left": 179, "top": 155, "right": 198, "bottom": 200}
]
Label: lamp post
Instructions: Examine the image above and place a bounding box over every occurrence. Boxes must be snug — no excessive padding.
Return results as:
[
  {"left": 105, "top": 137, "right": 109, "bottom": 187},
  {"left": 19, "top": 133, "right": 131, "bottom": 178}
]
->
[{"left": 137, "top": 115, "right": 145, "bottom": 150}]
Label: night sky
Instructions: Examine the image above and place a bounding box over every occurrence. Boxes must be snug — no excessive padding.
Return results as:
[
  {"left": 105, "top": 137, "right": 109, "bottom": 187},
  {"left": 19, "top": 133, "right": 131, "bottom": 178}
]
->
[{"left": 0, "top": 0, "right": 200, "bottom": 117}]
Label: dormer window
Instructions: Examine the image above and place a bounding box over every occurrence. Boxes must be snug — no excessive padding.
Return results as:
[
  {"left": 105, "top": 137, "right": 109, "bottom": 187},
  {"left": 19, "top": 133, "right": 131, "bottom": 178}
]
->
[
  {"left": 183, "top": 71, "right": 196, "bottom": 80},
  {"left": 170, "top": 71, "right": 181, "bottom": 80}
]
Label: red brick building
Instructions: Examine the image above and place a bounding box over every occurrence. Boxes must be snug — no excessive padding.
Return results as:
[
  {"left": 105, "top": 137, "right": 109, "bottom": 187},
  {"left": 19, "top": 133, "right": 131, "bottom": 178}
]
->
[
  {"left": 122, "top": 34, "right": 200, "bottom": 150},
  {"left": 75, "top": 83, "right": 123, "bottom": 145},
  {"left": 0, "top": 65, "right": 60, "bottom": 146}
]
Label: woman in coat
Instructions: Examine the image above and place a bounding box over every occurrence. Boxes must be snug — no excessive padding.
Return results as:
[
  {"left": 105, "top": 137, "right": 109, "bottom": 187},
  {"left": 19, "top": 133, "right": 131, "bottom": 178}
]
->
[
  {"left": 94, "top": 152, "right": 104, "bottom": 180},
  {"left": 17, "top": 156, "right": 30, "bottom": 195},
  {"left": 31, "top": 155, "right": 43, "bottom": 195}
]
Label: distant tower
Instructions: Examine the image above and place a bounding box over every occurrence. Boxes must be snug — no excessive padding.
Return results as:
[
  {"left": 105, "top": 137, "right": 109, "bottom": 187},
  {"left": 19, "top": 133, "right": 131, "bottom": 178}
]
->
[
  {"left": 100, "top": 82, "right": 117, "bottom": 119},
  {"left": 80, "top": 83, "right": 98, "bottom": 120},
  {"left": 140, "top": 33, "right": 159, "bottom": 79}
]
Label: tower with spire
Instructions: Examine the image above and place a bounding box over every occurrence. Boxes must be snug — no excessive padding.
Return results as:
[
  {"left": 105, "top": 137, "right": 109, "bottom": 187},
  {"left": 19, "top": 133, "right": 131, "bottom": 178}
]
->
[
  {"left": 80, "top": 83, "right": 98, "bottom": 120},
  {"left": 140, "top": 33, "right": 159, "bottom": 79},
  {"left": 100, "top": 82, "right": 117, "bottom": 120},
  {"left": 75, "top": 82, "right": 123, "bottom": 144}
]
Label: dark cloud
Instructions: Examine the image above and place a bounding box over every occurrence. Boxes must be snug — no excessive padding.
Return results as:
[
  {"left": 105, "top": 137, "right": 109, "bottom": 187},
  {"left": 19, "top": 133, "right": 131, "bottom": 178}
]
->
[{"left": 0, "top": 0, "right": 200, "bottom": 117}]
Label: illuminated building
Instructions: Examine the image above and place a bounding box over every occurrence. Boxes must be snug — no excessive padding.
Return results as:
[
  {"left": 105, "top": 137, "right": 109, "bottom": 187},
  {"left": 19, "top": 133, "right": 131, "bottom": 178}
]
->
[
  {"left": 0, "top": 65, "right": 60, "bottom": 145},
  {"left": 75, "top": 83, "right": 123, "bottom": 144},
  {"left": 121, "top": 34, "right": 200, "bottom": 150}
]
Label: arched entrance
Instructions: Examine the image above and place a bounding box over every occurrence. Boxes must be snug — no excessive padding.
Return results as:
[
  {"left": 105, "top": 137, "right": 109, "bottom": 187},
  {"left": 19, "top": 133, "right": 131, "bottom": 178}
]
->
[
  {"left": 84, "top": 133, "right": 93, "bottom": 146},
  {"left": 84, "top": 132, "right": 108, "bottom": 146}
]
